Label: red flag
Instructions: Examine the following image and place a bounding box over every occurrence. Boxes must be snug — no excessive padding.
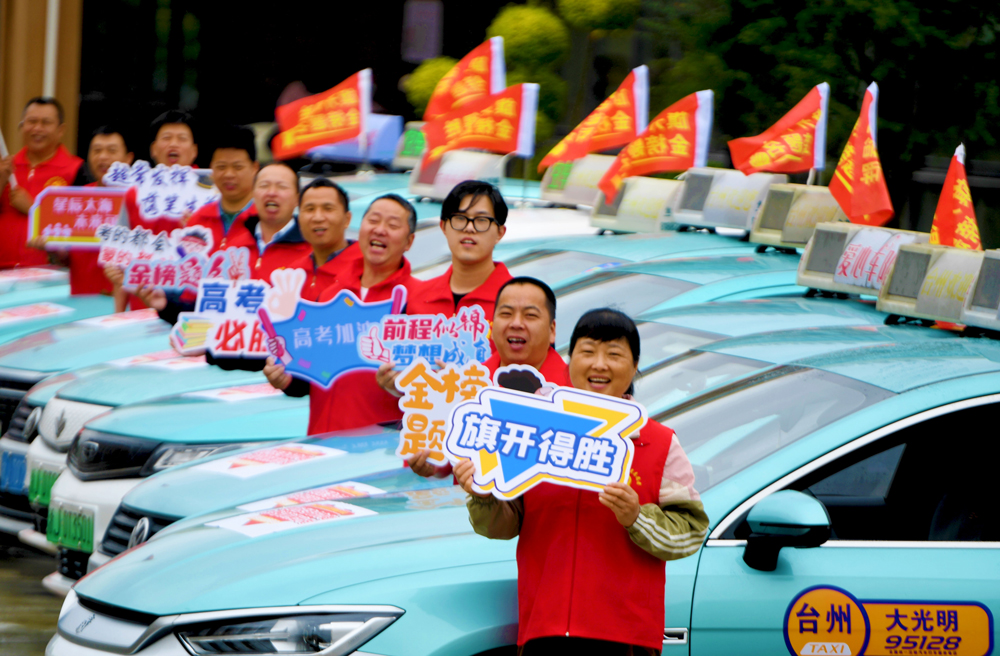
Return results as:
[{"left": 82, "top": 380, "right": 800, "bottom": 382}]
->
[
  {"left": 728, "top": 82, "right": 829, "bottom": 175},
  {"left": 425, "top": 38, "right": 506, "bottom": 122},
  {"left": 421, "top": 84, "right": 539, "bottom": 165},
  {"left": 597, "top": 90, "right": 713, "bottom": 201},
  {"left": 273, "top": 70, "right": 372, "bottom": 160},
  {"left": 930, "top": 144, "right": 982, "bottom": 250},
  {"left": 829, "top": 82, "right": 894, "bottom": 225},
  {"left": 539, "top": 66, "right": 649, "bottom": 172}
]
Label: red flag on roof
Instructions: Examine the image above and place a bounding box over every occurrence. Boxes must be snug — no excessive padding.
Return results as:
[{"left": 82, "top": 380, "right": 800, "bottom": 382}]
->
[
  {"left": 538, "top": 66, "right": 649, "bottom": 172},
  {"left": 424, "top": 38, "right": 506, "bottom": 122},
  {"left": 728, "top": 82, "right": 829, "bottom": 175},
  {"left": 597, "top": 90, "right": 713, "bottom": 201},
  {"left": 829, "top": 82, "right": 894, "bottom": 225},
  {"left": 273, "top": 70, "right": 372, "bottom": 160},
  {"left": 420, "top": 83, "right": 539, "bottom": 166},
  {"left": 930, "top": 144, "right": 982, "bottom": 250}
]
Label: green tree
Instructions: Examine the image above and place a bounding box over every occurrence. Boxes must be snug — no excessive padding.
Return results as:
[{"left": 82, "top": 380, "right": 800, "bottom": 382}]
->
[{"left": 403, "top": 57, "right": 458, "bottom": 117}]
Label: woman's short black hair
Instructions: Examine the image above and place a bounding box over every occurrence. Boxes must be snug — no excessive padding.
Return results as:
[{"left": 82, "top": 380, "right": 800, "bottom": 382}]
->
[
  {"left": 441, "top": 180, "right": 509, "bottom": 226},
  {"left": 569, "top": 308, "right": 641, "bottom": 364}
]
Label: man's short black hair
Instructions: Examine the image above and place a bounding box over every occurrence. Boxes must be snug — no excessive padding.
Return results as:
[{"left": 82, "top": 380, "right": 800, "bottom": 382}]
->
[
  {"left": 496, "top": 276, "right": 557, "bottom": 322},
  {"left": 23, "top": 97, "right": 65, "bottom": 124},
  {"left": 150, "top": 109, "right": 196, "bottom": 143},
  {"left": 91, "top": 124, "right": 132, "bottom": 151},
  {"left": 300, "top": 177, "right": 349, "bottom": 210},
  {"left": 369, "top": 193, "right": 417, "bottom": 234},
  {"left": 441, "top": 180, "right": 509, "bottom": 226},
  {"left": 255, "top": 161, "right": 298, "bottom": 184},
  {"left": 211, "top": 124, "right": 257, "bottom": 163}
]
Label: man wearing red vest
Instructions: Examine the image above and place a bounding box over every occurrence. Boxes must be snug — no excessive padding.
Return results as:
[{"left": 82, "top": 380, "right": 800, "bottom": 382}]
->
[
  {"left": 289, "top": 178, "right": 360, "bottom": 302},
  {"left": 0, "top": 97, "right": 85, "bottom": 269},
  {"left": 26, "top": 124, "right": 134, "bottom": 296},
  {"left": 264, "top": 194, "right": 423, "bottom": 434}
]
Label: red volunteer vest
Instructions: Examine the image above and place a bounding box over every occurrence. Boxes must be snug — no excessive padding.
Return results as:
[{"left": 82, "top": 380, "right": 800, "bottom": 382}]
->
[
  {"left": 289, "top": 244, "right": 364, "bottom": 302},
  {"left": 516, "top": 420, "right": 675, "bottom": 650},
  {"left": 0, "top": 145, "right": 83, "bottom": 268},
  {"left": 483, "top": 348, "right": 570, "bottom": 387},
  {"left": 407, "top": 262, "right": 512, "bottom": 319},
  {"left": 306, "top": 256, "right": 422, "bottom": 435},
  {"left": 185, "top": 200, "right": 257, "bottom": 254},
  {"left": 67, "top": 182, "right": 114, "bottom": 295}
]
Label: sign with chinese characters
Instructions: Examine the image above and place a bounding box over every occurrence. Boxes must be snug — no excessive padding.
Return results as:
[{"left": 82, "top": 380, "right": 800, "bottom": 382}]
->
[
  {"left": 103, "top": 160, "right": 218, "bottom": 221},
  {"left": 171, "top": 278, "right": 270, "bottom": 357},
  {"left": 206, "top": 501, "right": 376, "bottom": 538},
  {"left": 445, "top": 375, "right": 645, "bottom": 499},
  {"left": 236, "top": 481, "right": 387, "bottom": 512},
  {"left": 193, "top": 443, "right": 347, "bottom": 479},
  {"left": 0, "top": 303, "right": 74, "bottom": 327},
  {"left": 424, "top": 38, "right": 506, "bottom": 121},
  {"left": 27, "top": 186, "right": 127, "bottom": 249},
  {"left": 184, "top": 383, "right": 284, "bottom": 403},
  {"left": 394, "top": 359, "right": 493, "bottom": 466},
  {"left": 784, "top": 586, "right": 992, "bottom": 656},
  {"left": 258, "top": 285, "right": 407, "bottom": 388},
  {"left": 97, "top": 224, "right": 214, "bottom": 268},
  {"left": 108, "top": 349, "right": 207, "bottom": 370},
  {"left": 833, "top": 230, "right": 919, "bottom": 291},
  {"left": 361, "top": 304, "right": 492, "bottom": 369},
  {"left": 123, "top": 246, "right": 251, "bottom": 293}
]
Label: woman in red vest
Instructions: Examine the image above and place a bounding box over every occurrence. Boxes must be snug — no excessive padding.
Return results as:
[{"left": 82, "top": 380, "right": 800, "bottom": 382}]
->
[{"left": 458, "top": 308, "right": 710, "bottom": 655}]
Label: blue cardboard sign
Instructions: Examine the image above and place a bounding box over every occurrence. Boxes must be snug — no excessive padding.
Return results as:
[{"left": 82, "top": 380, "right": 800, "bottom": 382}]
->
[
  {"left": 361, "top": 304, "right": 492, "bottom": 369},
  {"left": 259, "top": 286, "right": 407, "bottom": 388},
  {"left": 445, "top": 377, "right": 645, "bottom": 499}
]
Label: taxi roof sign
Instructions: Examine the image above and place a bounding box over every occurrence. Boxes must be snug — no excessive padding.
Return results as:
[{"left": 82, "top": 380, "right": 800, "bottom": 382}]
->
[
  {"left": 961, "top": 250, "right": 1000, "bottom": 330},
  {"left": 590, "top": 176, "right": 684, "bottom": 233},
  {"left": 540, "top": 154, "right": 616, "bottom": 207},
  {"left": 878, "top": 244, "right": 984, "bottom": 323},
  {"left": 408, "top": 149, "right": 507, "bottom": 201},
  {"left": 749, "top": 184, "right": 847, "bottom": 249},
  {"left": 670, "top": 168, "right": 788, "bottom": 231},
  {"left": 797, "top": 222, "right": 929, "bottom": 296},
  {"left": 391, "top": 121, "right": 426, "bottom": 171}
]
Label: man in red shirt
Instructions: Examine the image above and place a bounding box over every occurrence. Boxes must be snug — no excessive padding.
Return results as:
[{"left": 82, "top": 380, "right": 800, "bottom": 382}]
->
[
  {"left": 26, "top": 124, "right": 134, "bottom": 296},
  {"left": 149, "top": 110, "right": 198, "bottom": 167},
  {"left": 484, "top": 277, "right": 569, "bottom": 385},
  {"left": 0, "top": 97, "right": 85, "bottom": 269},
  {"left": 289, "top": 177, "right": 359, "bottom": 301},
  {"left": 264, "top": 194, "right": 423, "bottom": 434}
]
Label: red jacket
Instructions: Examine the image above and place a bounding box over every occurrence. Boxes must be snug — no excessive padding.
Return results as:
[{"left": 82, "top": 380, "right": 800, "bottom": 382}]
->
[
  {"left": 483, "top": 347, "right": 570, "bottom": 387},
  {"left": 0, "top": 145, "right": 83, "bottom": 268},
  {"left": 408, "top": 262, "right": 512, "bottom": 319},
  {"left": 290, "top": 242, "right": 363, "bottom": 302},
  {"left": 515, "top": 420, "right": 675, "bottom": 649},
  {"left": 185, "top": 199, "right": 256, "bottom": 253},
  {"left": 306, "top": 256, "right": 422, "bottom": 435},
  {"left": 222, "top": 215, "right": 312, "bottom": 284},
  {"left": 67, "top": 182, "right": 114, "bottom": 295}
]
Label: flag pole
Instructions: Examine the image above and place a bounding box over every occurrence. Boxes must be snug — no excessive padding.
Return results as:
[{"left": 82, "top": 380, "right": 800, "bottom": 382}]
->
[
  {"left": 522, "top": 157, "right": 528, "bottom": 206},
  {"left": 806, "top": 168, "right": 816, "bottom": 186}
]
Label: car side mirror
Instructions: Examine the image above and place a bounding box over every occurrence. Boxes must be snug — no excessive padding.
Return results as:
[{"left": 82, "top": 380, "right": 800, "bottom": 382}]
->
[{"left": 743, "top": 490, "right": 830, "bottom": 571}]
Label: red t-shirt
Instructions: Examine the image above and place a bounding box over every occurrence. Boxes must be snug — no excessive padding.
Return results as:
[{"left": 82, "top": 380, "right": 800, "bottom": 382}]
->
[
  {"left": 0, "top": 145, "right": 83, "bottom": 268},
  {"left": 483, "top": 347, "right": 570, "bottom": 386}
]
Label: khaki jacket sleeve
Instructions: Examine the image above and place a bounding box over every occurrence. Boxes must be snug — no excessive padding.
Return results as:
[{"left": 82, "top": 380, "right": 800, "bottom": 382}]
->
[{"left": 467, "top": 494, "right": 524, "bottom": 540}]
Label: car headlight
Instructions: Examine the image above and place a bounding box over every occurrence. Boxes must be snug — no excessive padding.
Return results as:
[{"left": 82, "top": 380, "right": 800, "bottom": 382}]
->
[
  {"left": 68, "top": 429, "right": 161, "bottom": 480},
  {"left": 176, "top": 610, "right": 402, "bottom": 656},
  {"left": 140, "top": 443, "right": 250, "bottom": 475}
]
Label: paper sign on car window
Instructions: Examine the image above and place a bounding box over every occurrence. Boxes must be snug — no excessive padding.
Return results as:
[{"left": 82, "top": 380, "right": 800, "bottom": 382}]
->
[
  {"left": 194, "top": 444, "right": 346, "bottom": 478},
  {"left": 185, "top": 383, "right": 284, "bottom": 403},
  {"left": 207, "top": 501, "right": 376, "bottom": 537},
  {"left": 75, "top": 309, "right": 161, "bottom": 328},
  {"left": 108, "top": 350, "right": 206, "bottom": 370},
  {"left": 0, "top": 303, "right": 74, "bottom": 326},
  {"left": 236, "top": 481, "right": 387, "bottom": 512}
]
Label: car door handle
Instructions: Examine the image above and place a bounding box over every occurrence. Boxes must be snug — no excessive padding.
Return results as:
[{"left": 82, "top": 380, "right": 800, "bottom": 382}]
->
[{"left": 663, "top": 628, "right": 688, "bottom": 644}]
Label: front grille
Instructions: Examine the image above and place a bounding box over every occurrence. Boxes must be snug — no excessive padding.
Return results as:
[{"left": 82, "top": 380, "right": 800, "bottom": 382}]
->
[
  {"left": 33, "top": 506, "right": 48, "bottom": 535},
  {"left": 0, "top": 371, "right": 45, "bottom": 434},
  {"left": 5, "top": 399, "right": 36, "bottom": 442},
  {"left": 101, "top": 504, "right": 176, "bottom": 556},
  {"left": 57, "top": 547, "right": 89, "bottom": 580}
]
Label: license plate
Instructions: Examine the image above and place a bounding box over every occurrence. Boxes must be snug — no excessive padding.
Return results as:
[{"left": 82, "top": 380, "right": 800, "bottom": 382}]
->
[
  {"left": 28, "top": 467, "right": 61, "bottom": 506},
  {"left": 47, "top": 505, "right": 94, "bottom": 553},
  {"left": 0, "top": 451, "right": 27, "bottom": 494}
]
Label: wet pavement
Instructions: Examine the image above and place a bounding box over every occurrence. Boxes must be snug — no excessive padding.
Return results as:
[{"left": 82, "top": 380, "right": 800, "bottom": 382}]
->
[{"left": 0, "top": 540, "right": 61, "bottom": 656}]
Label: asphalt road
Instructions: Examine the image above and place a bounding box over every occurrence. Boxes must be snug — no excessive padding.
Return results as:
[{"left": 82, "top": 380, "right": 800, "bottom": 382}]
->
[{"left": 0, "top": 540, "right": 61, "bottom": 656}]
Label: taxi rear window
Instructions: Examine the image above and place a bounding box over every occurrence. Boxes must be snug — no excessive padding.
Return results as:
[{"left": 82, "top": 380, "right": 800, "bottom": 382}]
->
[
  {"left": 634, "top": 351, "right": 768, "bottom": 413},
  {"left": 508, "top": 251, "right": 625, "bottom": 285}
]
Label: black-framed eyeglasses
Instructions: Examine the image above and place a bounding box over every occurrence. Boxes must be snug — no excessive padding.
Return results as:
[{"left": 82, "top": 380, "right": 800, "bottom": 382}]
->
[{"left": 447, "top": 214, "right": 497, "bottom": 232}]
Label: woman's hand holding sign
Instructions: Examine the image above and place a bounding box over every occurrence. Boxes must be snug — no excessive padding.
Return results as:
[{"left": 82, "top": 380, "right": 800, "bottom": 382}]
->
[
  {"left": 455, "top": 459, "right": 491, "bottom": 498},
  {"left": 599, "top": 481, "right": 641, "bottom": 527}
]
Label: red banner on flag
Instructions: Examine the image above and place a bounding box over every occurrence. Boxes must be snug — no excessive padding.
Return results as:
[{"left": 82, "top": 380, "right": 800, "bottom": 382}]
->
[
  {"left": 421, "top": 83, "right": 539, "bottom": 165},
  {"left": 597, "top": 90, "right": 713, "bottom": 201},
  {"left": 829, "top": 82, "right": 894, "bottom": 226},
  {"left": 728, "top": 82, "right": 829, "bottom": 175},
  {"left": 539, "top": 65, "right": 649, "bottom": 172},
  {"left": 273, "top": 70, "right": 372, "bottom": 160},
  {"left": 425, "top": 38, "right": 506, "bottom": 122},
  {"left": 930, "top": 145, "right": 982, "bottom": 250}
]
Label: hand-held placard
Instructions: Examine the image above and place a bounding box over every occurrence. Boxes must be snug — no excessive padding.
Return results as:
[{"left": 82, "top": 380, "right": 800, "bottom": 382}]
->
[{"left": 445, "top": 370, "right": 646, "bottom": 500}]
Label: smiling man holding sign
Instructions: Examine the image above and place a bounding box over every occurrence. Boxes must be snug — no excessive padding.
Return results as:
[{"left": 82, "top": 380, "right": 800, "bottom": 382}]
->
[{"left": 456, "top": 309, "right": 709, "bottom": 655}]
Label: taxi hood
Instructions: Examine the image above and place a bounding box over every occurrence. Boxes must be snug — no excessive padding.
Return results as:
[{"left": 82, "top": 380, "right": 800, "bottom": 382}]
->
[{"left": 0, "top": 295, "right": 115, "bottom": 346}]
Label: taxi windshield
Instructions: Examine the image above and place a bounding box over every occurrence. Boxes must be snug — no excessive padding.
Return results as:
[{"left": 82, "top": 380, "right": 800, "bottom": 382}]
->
[
  {"left": 634, "top": 351, "right": 768, "bottom": 412},
  {"left": 634, "top": 321, "right": 722, "bottom": 369},
  {"left": 507, "top": 251, "right": 625, "bottom": 284},
  {"left": 555, "top": 274, "right": 697, "bottom": 348},
  {"left": 655, "top": 367, "right": 894, "bottom": 492}
]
